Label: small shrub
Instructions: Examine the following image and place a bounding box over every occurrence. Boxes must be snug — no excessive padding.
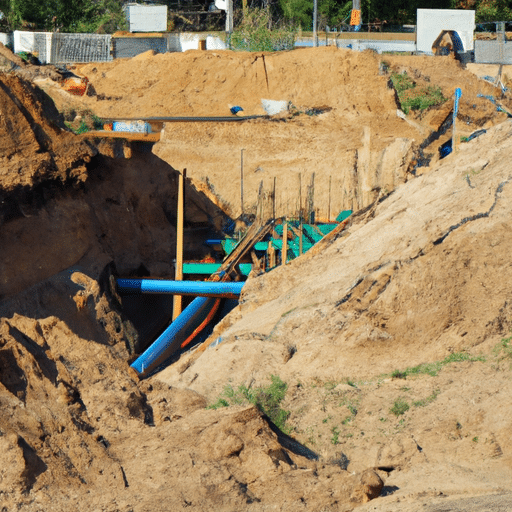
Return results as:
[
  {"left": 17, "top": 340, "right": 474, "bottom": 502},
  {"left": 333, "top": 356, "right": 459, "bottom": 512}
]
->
[
  {"left": 390, "top": 397, "right": 410, "bottom": 417},
  {"left": 207, "top": 375, "right": 291, "bottom": 433},
  {"left": 229, "top": 8, "right": 296, "bottom": 51},
  {"left": 392, "top": 369, "right": 407, "bottom": 379},
  {"left": 331, "top": 426, "right": 340, "bottom": 445},
  {"left": 209, "top": 397, "right": 230, "bottom": 409},
  {"left": 390, "top": 71, "right": 446, "bottom": 115}
]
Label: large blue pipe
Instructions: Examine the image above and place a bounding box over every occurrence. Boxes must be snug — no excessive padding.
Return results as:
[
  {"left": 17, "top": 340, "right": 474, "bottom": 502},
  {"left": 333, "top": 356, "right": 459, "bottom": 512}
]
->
[
  {"left": 117, "top": 278, "right": 244, "bottom": 299},
  {"left": 130, "top": 296, "right": 216, "bottom": 376}
]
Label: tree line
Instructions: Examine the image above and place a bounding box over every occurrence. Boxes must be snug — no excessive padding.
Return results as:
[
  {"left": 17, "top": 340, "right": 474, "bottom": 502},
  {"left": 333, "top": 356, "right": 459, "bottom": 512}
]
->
[{"left": 0, "top": 0, "right": 509, "bottom": 33}]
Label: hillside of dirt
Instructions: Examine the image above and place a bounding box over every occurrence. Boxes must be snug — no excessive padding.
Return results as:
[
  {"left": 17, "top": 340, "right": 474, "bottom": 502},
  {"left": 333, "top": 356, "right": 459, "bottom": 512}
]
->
[
  {"left": 160, "top": 119, "right": 512, "bottom": 508},
  {"left": 0, "top": 73, "right": 94, "bottom": 195},
  {"left": 1, "top": 45, "right": 512, "bottom": 511},
  {"left": 37, "top": 47, "right": 512, "bottom": 218}
]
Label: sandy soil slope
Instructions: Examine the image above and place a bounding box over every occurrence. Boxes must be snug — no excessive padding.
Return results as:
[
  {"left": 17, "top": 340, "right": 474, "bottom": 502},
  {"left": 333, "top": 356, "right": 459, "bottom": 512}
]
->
[
  {"left": 2, "top": 45, "right": 512, "bottom": 510},
  {"left": 159, "top": 120, "right": 512, "bottom": 508},
  {"left": 41, "top": 47, "right": 512, "bottom": 217},
  {"left": 0, "top": 73, "right": 94, "bottom": 195}
]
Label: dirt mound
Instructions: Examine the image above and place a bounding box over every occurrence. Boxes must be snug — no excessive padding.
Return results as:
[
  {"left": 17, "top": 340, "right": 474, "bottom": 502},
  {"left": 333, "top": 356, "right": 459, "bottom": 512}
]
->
[
  {"left": 56, "top": 48, "right": 511, "bottom": 217},
  {"left": 0, "top": 73, "right": 94, "bottom": 199},
  {"left": 159, "top": 120, "right": 512, "bottom": 505},
  {"left": 74, "top": 47, "right": 396, "bottom": 118},
  {"left": 163, "top": 119, "right": 512, "bottom": 400},
  {"left": 0, "top": 268, "right": 383, "bottom": 511},
  {"left": 3, "top": 47, "right": 512, "bottom": 510}
]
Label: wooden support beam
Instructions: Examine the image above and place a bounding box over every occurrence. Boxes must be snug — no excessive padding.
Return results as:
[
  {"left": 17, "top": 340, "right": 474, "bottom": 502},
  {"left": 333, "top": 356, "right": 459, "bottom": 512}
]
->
[
  {"left": 267, "top": 241, "right": 276, "bottom": 269},
  {"left": 173, "top": 168, "right": 186, "bottom": 321},
  {"left": 80, "top": 130, "right": 161, "bottom": 142},
  {"left": 282, "top": 219, "right": 288, "bottom": 265}
]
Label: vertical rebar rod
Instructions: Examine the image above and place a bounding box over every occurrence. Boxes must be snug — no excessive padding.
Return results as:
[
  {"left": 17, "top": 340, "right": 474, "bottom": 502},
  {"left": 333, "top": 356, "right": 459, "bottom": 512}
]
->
[
  {"left": 240, "top": 149, "right": 244, "bottom": 216},
  {"left": 328, "top": 175, "right": 332, "bottom": 222}
]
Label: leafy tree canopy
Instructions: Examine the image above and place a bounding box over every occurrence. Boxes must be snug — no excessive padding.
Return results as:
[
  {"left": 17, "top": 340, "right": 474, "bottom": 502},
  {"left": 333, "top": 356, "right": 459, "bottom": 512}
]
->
[
  {"left": 1, "top": 0, "right": 512, "bottom": 34},
  {"left": 0, "top": 0, "right": 128, "bottom": 32}
]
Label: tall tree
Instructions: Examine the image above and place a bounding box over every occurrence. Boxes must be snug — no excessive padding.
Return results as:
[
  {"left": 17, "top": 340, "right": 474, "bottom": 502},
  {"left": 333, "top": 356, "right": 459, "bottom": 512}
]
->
[{"left": 0, "top": 0, "right": 128, "bottom": 32}]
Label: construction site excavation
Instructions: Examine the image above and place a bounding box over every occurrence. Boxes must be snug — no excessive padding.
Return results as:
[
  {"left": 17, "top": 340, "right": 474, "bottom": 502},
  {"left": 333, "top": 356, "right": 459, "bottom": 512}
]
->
[{"left": 3, "top": 39, "right": 512, "bottom": 512}]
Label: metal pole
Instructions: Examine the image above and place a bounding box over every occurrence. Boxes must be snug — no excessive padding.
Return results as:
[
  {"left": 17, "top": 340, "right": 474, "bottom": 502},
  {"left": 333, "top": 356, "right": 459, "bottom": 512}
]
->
[
  {"left": 313, "top": 0, "right": 318, "bottom": 47},
  {"left": 272, "top": 176, "right": 276, "bottom": 220},
  {"left": 298, "top": 172, "right": 303, "bottom": 255},
  {"left": 240, "top": 149, "right": 244, "bottom": 216},
  {"left": 452, "top": 88, "right": 462, "bottom": 154},
  {"left": 226, "top": 0, "right": 233, "bottom": 33}
]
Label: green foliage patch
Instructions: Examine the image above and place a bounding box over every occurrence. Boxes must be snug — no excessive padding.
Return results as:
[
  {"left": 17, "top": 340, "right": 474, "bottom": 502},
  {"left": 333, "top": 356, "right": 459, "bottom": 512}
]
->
[
  {"left": 493, "top": 335, "right": 512, "bottom": 360},
  {"left": 390, "top": 71, "right": 446, "bottom": 115},
  {"left": 389, "top": 352, "right": 486, "bottom": 379},
  {"left": 229, "top": 8, "right": 296, "bottom": 52},
  {"left": 208, "top": 375, "right": 291, "bottom": 433},
  {"left": 0, "top": 0, "right": 127, "bottom": 32},
  {"left": 390, "top": 397, "right": 409, "bottom": 417},
  {"left": 330, "top": 425, "right": 340, "bottom": 444}
]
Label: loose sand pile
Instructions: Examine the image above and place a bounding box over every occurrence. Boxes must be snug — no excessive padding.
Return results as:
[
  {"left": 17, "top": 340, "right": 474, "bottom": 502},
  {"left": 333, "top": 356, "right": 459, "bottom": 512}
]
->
[
  {"left": 39, "top": 47, "right": 512, "bottom": 218},
  {"left": 1, "top": 46, "right": 512, "bottom": 511}
]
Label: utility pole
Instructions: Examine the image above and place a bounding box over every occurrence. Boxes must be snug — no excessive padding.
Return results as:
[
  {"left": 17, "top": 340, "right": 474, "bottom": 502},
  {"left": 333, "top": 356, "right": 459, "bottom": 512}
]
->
[
  {"left": 350, "top": 0, "right": 361, "bottom": 31},
  {"left": 313, "top": 0, "right": 318, "bottom": 47},
  {"left": 226, "top": 0, "right": 233, "bottom": 33}
]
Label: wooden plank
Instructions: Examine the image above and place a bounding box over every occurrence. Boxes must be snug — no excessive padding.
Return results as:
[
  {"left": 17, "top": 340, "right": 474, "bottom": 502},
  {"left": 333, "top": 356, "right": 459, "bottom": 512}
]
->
[
  {"left": 299, "top": 220, "right": 303, "bottom": 255},
  {"left": 79, "top": 130, "right": 161, "bottom": 142},
  {"left": 173, "top": 169, "right": 186, "bottom": 320},
  {"left": 268, "top": 241, "right": 276, "bottom": 269},
  {"left": 213, "top": 219, "right": 274, "bottom": 280}
]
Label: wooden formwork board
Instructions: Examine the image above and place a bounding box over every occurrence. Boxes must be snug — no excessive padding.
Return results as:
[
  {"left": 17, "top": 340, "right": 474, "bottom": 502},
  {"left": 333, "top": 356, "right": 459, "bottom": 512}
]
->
[{"left": 79, "top": 130, "right": 161, "bottom": 142}]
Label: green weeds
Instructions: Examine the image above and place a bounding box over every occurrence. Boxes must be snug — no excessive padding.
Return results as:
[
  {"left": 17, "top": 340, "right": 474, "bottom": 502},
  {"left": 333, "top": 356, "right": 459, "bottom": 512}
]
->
[
  {"left": 389, "top": 71, "right": 446, "bottom": 114},
  {"left": 229, "top": 9, "right": 296, "bottom": 51},
  {"left": 390, "top": 397, "right": 410, "bottom": 417},
  {"left": 493, "top": 335, "right": 512, "bottom": 361},
  {"left": 389, "top": 352, "right": 485, "bottom": 379},
  {"left": 331, "top": 426, "right": 341, "bottom": 445},
  {"left": 208, "top": 375, "right": 291, "bottom": 434},
  {"left": 412, "top": 389, "right": 440, "bottom": 407}
]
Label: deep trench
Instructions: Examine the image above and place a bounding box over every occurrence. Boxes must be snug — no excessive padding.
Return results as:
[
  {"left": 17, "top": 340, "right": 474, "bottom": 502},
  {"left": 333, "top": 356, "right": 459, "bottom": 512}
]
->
[
  {"left": 0, "top": 139, "right": 240, "bottom": 361},
  {"left": 99, "top": 142, "right": 242, "bottom": 360},
  {"left": 0, "top": 117, "right": 460, "bottom": 369}
]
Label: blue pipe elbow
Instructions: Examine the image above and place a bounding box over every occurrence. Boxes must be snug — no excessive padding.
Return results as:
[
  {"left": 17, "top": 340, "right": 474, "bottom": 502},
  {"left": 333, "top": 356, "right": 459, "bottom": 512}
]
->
[{"left": 131, "top": 296, "right": 214, "bottom": 376}]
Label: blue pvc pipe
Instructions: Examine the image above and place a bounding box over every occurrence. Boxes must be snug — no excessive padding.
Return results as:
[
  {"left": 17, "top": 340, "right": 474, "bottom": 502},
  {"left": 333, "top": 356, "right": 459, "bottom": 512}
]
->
[
  {"left": 117, "top": 278, "right": 244, "bottom": 298},
  {"left": 131, "top": 296, "right": 215, "bottom": 376}
]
